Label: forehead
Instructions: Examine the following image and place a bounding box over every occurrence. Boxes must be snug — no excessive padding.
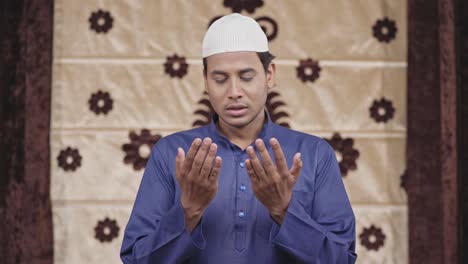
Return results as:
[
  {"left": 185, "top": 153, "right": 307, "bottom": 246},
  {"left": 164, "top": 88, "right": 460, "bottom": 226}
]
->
[{"left": 205, "top": 51, "right": 261, "bottom": 72}]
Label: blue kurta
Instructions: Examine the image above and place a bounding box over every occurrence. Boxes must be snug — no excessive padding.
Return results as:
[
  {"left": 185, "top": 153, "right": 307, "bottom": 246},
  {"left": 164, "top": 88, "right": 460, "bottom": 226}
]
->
[{"left": 121, "top": 113, "right": 357, "bottom": 263}]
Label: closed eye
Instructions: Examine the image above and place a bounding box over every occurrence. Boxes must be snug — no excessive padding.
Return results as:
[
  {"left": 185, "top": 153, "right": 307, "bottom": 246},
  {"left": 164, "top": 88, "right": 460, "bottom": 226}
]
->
[
  {"left": 239, "top": 68, "right": 256, "bottom": 82},
  {"left": 214, "top": 78, "right": 227, "bottom": 84},
  {"left": 211, "top": 73, "right": 228, "bottom": 84}
]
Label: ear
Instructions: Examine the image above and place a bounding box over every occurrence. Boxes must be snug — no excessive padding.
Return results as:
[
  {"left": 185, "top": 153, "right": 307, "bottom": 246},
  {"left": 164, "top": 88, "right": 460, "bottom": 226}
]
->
[{"left": 266, "top": 63, "right": 276, "bottom": 92}]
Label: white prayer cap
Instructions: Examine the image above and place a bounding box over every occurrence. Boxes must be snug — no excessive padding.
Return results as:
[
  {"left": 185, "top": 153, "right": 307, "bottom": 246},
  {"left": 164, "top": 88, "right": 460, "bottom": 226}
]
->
[{"left": 202, "top": 13, "right": 269, "bottom": 58}]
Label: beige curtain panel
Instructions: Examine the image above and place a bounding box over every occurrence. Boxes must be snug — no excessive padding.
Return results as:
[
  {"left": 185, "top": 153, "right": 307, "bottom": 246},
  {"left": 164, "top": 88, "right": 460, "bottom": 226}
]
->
[{"left": 51, "top": 0, "right": 407, "bottom": 263}]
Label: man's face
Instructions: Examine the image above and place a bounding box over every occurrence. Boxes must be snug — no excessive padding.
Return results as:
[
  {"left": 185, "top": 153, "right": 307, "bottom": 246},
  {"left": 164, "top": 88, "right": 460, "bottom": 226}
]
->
[{"left": 204, "top": 51, "right": 276, "bottom": 129}]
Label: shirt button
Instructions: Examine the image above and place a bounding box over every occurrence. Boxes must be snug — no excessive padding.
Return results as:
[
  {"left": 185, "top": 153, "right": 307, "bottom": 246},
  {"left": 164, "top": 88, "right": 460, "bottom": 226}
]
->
[
  {"left": 239, "top": 161, "right": 245, "bottom": 168},
  {"left": 238, "top": 211, "right": 245, "bottom": 218},
  {"left": 240, "top": 184, "right": 246, "bottom": 191}
]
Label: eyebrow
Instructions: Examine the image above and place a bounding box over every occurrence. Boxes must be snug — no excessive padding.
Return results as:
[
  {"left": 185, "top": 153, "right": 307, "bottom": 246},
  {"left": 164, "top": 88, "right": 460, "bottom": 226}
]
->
[
  {"left": 210, "top": 70, "right": 228, "bottom": 77},
  {"left": 209, "top": 68, "right": 257, "bottom": 76},
  {"left": 238, "top": 68, "right": 256, "bottom": 75}
]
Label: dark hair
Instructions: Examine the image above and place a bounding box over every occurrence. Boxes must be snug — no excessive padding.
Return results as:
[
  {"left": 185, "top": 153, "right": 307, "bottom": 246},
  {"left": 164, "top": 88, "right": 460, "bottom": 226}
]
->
[{"left": 203, "top": 51, "right": 276, "bottom": 76}]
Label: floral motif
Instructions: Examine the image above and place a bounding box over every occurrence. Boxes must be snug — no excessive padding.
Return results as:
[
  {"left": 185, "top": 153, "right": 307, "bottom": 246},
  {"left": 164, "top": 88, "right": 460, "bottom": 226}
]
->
[
  {"left": 57, "top": 147, "right": 82, "bottom": 172},
  {"left": 400, "top": 169, "right": 408, "bottom": 191},
  {"left": 122, "top": 129, "right": 162, "bottom": 171},
  {"left": 192, "top": 92, "right": 215, "bottom": 127},
  {"left": 256, "top": 16, "right": 278, "bottom": 41},
  {"left": 369, "top": 97, "right": 395, "bottom": 123},
  {"left": 266, "top": 91, "right": 290, "bottom": 127},
  {"left": 223, "top": 0, "right": 264, "bottom": 13},
  {"left": 192, "top": 91, "right": 290, "bottom": 127},
  {"left": 94, "top": 217, "right": 120, "bottom": 243},
  {"left": 372, "top": 17, "right": 397, "bottom": 43},
  {"left": 324, "top": 133, "right": 360, "bottom": 177},
  {"left": 359, "top": 225, "right": 386, "bottom": 251},
  {"left": 89, "top": 9, "right": 114, "bottom": 34},
  {"left": 88, "top": 90, "right": 113, "bottom": 115},
  {"left": 164, "top": 54, "right": 189, "bottom": 78},
  {"left": 296, "top": 58, "right": 321, "bottom": 83}
]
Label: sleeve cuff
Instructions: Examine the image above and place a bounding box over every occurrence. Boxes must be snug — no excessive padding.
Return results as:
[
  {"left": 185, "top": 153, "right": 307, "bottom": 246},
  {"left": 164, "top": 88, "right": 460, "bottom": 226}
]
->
[
  {"left": 158, "top": 197, "right": 206, "bottom": 250},
  {"left": 269, "top": 215, "right": 281, "bottom": 239},
  {"left": 269, "top": 192, "right": 327, "bottom": 257},
  {"left": 158, "top": 197, "right": 186, "bottom": 235},
  {"left": 188, "top": 216, "right": 206, "bottom": 249}
]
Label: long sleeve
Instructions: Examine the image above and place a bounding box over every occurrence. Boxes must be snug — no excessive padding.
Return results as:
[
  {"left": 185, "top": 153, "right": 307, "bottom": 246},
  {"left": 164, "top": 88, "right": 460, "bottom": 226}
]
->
[
  {"left": 120, "top": 139, "right": 206, "bottom": 264},
  {"left": 268, "top": 140, "right": 357, "bottom": 263}
]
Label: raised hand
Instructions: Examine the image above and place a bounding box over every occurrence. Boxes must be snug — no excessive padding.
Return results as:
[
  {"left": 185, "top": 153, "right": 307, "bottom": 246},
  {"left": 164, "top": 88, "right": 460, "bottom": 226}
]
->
[
  {"left": 175, "top": 137, "right": 222, "bottom": 232},
  {"left": 245, "top": 138, "right": 302, "bottom": 224}
]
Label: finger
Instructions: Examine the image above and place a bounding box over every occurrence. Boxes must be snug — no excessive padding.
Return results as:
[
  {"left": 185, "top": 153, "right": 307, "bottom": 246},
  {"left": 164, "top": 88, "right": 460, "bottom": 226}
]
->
[
  {"left": 175, "top": 147, "right": 185, "bottom": 182},
  {"left": 209, "top": 156, "right": 222, "bottom": 181},
  {"left": 289, "top": 153, "right": 303, "bottom": 180},
  {"left": 245, "top": 159, "right": 259, "bottom": 184},
  {"left": 181, "top": 138, "right": 202, "bottom": 176},
  {"left": 199, "top": 143, "right": 218, "bottom": 179},
  {"left": 255, "top": 139, "right": 277, "bottom": 177},
  {"left": 246, "top": 145, "right": 267, "bottom": 182},
  {"left": 191, "top": 137, "right": 212, "bottom": 177},
  {"left": 270, "top": 138, "right": 289, "bottom": 176}
]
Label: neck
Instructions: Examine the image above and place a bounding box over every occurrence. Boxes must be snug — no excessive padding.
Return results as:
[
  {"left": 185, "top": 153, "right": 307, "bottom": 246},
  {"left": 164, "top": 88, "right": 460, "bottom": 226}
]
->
[{"left": 216, "top": 110, "right": 266, "bottom": 150}]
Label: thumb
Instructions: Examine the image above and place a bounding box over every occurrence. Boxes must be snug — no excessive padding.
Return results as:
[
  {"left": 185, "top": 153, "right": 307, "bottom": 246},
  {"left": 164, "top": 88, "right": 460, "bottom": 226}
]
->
[
  {"left": 289, "top": 153, "right": 302, "bottom": 181},
  {"left": 175, "top": 148, "right": 185, "bottom": 182}
]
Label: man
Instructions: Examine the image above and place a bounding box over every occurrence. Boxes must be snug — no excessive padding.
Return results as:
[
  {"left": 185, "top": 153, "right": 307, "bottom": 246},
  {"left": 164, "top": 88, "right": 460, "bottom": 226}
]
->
[{"left": 121, "top": 13, "right": 356, "bottom": 263}]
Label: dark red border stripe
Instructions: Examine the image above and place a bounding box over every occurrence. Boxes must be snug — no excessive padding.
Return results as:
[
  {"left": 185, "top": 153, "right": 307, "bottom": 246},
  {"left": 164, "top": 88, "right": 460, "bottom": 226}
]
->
[
  {"left": 0, "top": 1, "right": 54, "bottom": 263},
  {"left": 407, "top": 0, "right": 458, "bottom": 263}
]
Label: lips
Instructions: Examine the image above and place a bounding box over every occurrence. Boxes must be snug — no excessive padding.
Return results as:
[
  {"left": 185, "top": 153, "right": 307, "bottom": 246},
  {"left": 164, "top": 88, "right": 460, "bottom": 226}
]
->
[
  {"left": 225, "top": 104, "right": 248, "bottom": 117},
  {"left": 226, "top": 104, "right": 247, "bottom": 110}
]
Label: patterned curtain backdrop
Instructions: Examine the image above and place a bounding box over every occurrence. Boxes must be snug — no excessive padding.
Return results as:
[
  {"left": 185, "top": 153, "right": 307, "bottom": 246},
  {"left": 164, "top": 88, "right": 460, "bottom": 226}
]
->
[{"left": 51, "top": 1, "right": 407, "bottom": 263}]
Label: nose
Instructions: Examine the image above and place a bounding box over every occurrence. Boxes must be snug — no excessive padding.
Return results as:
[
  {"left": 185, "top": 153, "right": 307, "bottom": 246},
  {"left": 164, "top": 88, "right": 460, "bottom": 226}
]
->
[{"left": 227, "top": 79, "right": 243, "bottom": 99}]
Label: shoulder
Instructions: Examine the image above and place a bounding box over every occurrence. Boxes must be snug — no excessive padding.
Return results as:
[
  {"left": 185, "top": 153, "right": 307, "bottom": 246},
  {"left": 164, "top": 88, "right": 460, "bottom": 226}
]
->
[
  {"left": 151, "top": 125, "right": 210, "bottom": 155},
  {"left": 161, "top": 125, "right": 209, "bottom": 144},
  {"left": 269, "top": 123, "right": 332, "bottom": 153}
]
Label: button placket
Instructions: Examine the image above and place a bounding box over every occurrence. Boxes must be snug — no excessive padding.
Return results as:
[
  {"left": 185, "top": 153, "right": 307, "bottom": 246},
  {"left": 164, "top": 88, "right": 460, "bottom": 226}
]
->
[
  {"left": 239, "top": 161, "right": 245, "bottom": 168},
  {"left": 234, "top": 153, "right": 247, "bottom": 252},
  {"left": 239, "top": 184, "right": 246, "bottom": 191}
]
